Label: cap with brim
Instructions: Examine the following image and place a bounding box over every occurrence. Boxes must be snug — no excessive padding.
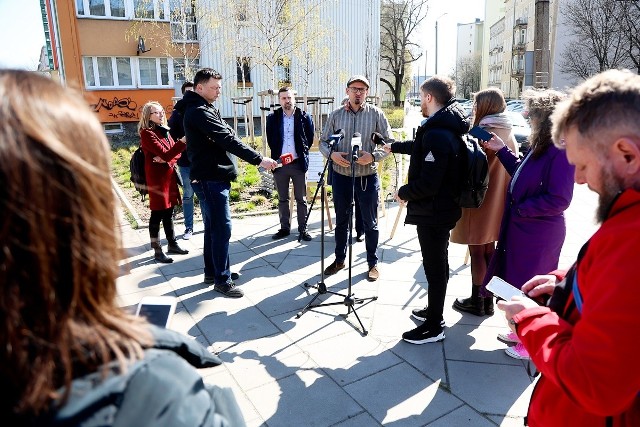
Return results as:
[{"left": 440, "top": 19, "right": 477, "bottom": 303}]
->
[{"left": 347, "top": 75, "right": 370, "bottom": 88}]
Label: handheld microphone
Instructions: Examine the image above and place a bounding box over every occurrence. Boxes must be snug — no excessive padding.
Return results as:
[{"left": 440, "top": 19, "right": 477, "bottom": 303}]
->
[
  {"left": 325, "top": 128, "right": 344, "bottom": 147},
  {"left": 371, "top": 132, "right": 386, "bottom": 146},
  {"left": 279, "top": 153, "right": 293, "bottom": 166},
  {"left": 351, "top": 132, "right": 361, "bottom": 161}
]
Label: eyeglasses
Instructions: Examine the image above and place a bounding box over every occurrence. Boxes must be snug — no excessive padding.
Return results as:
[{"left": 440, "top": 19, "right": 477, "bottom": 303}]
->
[
  {"left": 151, "top": 111, "right": 165, "bottom": 115},
  {"left": 348, "top": 87, "right": 367, "bottom": 94}
]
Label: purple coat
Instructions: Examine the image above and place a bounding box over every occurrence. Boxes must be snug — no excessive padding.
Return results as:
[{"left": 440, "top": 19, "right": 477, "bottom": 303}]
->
[{"left": 480, "top": 144, "right": 575, "bottom": 295}]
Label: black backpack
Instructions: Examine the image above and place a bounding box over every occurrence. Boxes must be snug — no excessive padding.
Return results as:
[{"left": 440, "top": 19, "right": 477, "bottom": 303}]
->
[
  {"left": 454, "top": 134, "right": 489, "bottom": 208},
  {"left": 129, "top": 146, "right": 147, "bottom": 200}
]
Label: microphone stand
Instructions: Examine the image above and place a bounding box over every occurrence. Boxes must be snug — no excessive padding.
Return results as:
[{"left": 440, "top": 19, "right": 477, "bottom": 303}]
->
[{"left": 296, "top": 143, "right": 378, "bottom": 336}]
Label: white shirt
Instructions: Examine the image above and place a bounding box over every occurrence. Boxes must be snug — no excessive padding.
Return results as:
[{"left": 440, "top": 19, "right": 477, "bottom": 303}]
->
[{"left": 282, "top": 110, "right": 297, "bottom": 160}]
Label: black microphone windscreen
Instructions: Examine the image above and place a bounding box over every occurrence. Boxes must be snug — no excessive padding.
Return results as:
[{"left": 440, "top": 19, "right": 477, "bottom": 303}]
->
[{"left": 353, "top": 132, "right": 361, "bottom": 137}]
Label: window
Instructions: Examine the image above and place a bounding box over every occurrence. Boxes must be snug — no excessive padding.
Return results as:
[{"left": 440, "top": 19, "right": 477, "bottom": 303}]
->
[
  {"left": 276, "top": 58, "right": 291, "bottom": 85},
  {"left": 173, "top": 57, "right": 199, "bottom": 81},
  {"left": 139, "top": 57, "right": 171, "bottom": 86},
  {"left": 76, "top": 0, "right": 126, "bottom": 18},
  {"left": 133, "top": 0, "right": 168, "bottom": 20},
  {"left": 236, "top": 57, "right": 251, "bottom": 85},
  {"left": 104, "top": 123, "right": 124, "bottom": 134},
  {"left": 170, "top": 0, "right": 197, "bottom": 41},
  {"left": 83, "top": 56, "right": 135, "bottom": 88}
]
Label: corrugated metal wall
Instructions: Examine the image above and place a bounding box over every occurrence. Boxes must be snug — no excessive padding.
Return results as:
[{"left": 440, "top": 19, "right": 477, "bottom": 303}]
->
[{"left": 197, "top": 0, "right": 380, "bottom": 120}]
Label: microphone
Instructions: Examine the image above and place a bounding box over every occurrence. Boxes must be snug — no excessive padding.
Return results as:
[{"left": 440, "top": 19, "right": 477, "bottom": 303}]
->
[
  {"left": 351, "top": 132, "right": 361, "bottom": 161},
  {"left": 371, "top": 132, "right": 386, "bottom": 146},
  {"left": 279, "top": 153, "right": 293, "bottom": 166},
  {"left": 324, "top": 128, "right": 344, "bottom": 147}
]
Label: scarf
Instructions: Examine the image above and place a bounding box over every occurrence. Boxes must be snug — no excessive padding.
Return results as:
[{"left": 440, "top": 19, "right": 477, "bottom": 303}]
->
[{"left": 478, "top": 113, "right": 512, "bottom": 130}]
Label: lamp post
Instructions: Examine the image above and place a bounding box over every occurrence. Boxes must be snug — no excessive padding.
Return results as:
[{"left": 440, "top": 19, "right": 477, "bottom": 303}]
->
[{"left": 434, "top": 12, "right": 448, "bottom": 75}]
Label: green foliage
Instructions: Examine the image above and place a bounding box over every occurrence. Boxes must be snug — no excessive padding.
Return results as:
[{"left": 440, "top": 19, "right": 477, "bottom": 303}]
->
[
  {"left": 241, "top": 164, "right": 260, "bottom": 186},
  {"left": 250, "top": 194, "right": 268, "bottom": 205},
  {"left": 235, "top": 202, "right": 256, "bottom": 212},
  {"left": 382, "top": 107, "right": 405, "bottom": 129}
]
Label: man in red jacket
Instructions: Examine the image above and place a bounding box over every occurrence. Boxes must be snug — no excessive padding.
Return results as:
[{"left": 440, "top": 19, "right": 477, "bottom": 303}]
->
[{"left": 496, "top": 69, "right": 640, "bottom": 426}]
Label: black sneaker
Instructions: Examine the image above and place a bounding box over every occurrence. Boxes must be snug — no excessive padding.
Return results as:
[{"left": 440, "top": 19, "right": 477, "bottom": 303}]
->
[
  {"left": 411, "top": 308, "right": 446, "bottom": 327},
  {"left": 272, "top": 229, "right": 290, "bottom": 239},
  {"left": 299, "top": 231, "right": 312, "bottom": 241},
  {"left": 214, "top": 282, "right": 244, "bottom": 298},
  {"left": 324, "top": 260, "right": 345, "bottom": 276},
  {"left": 402, "top": 325, "right": 445, "bottom": 344},
  {"left": 356, "top": 233, "right": 365, "bottom": 242},
  {"left": 205, "top": 273, "right": 240, "bottom": 284}
]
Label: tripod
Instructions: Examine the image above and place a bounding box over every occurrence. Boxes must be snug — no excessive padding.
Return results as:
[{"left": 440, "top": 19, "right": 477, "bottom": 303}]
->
[{"left": 296, "top": 141, "right": 377, "bottom": 335}]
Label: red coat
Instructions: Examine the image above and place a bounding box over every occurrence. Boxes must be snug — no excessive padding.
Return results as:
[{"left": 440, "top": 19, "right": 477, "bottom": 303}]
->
[
  {"left": 514, "top": 189, "right": 640, "bottom": 426},
  {"left": 140, "top": 126, "right": 186, "bottom": 211}
]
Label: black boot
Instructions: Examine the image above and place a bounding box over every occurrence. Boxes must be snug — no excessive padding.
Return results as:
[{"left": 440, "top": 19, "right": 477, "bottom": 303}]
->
[
  {"left": 484, "top": 295, "right": 495, "bottom": 315},
  {"left": 167, "top": 239, "right": 189, "bottom": 255},
  {"left": 452, "top": 285, "right": 486, "bottom": 316},
  {"left": 151, "top": 239, "right": 173, "bottom": 263}
]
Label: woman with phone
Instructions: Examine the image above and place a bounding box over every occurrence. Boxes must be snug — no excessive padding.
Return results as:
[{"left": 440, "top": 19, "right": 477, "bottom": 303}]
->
[
  {"left": 479, "top": 89, "right": 575, "bottom": 360},
  {"left": 139, "top": 101, "right": 189, "bottom": 263},
  {"left": 451, "top": 88, "right": 518, "bottom": 317},
  {"left": 1, "top": 70, "right": 245, "bottom": 426}
]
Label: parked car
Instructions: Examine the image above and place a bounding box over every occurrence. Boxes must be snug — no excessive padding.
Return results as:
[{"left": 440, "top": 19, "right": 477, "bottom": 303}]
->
[{"left": 506, "top": 110, "right": 531, "bottom": 155}]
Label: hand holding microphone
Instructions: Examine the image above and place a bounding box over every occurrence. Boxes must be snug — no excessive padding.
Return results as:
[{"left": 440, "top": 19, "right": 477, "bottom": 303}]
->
[{"left": 371, "top": 132, "right": 385, "bottom": 146}]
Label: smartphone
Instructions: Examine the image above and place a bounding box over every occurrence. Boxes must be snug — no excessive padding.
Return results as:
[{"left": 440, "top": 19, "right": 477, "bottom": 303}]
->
[
  {"left": 469, "top": 126, "right": 493, "bottom": 142},
  {"left": 135, "top": 295, "right": 177, "bottom": 328},
  {"left": 486, "top": 276, "right": 529, "bottom": 301}
]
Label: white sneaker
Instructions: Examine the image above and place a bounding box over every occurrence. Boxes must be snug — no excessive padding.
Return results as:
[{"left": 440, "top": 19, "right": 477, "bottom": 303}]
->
[
  {"left": 183, "top": 228, "right": 193, "bottom": 240},
  {"left": 505, "top": 343, "right": 531, "bottom": 360},
  {"left": 497, "top": 331, "right": 520, "bottom": 344}
]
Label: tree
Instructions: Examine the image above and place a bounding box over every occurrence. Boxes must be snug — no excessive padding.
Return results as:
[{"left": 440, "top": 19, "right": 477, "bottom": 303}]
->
[
  {"left": 612, "top": 0, "right": 640, "bottom": 74},
  {"left": 453, "top": 54, "right": 481, "bottom": 99},
  {"left": 379, "top": 0, "right": 428, "bottom": 107},
  {"left": 559, "top": 0, "right": 630, "bottom": 81}
]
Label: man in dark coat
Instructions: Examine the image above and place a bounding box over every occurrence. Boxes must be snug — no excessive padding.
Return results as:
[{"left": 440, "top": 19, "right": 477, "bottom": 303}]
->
[
  {"left": 266, "top": 87, "right": 315, "bottom": 241},
  {"left": 182, "top": 68, "right": 277, "bottom": 298},
  {"left": 385, "top": 76, "right": 468, "bottom": 344}
]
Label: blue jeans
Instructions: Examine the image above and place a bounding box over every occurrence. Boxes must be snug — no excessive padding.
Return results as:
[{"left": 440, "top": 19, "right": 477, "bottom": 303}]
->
[
  {"left": 191, "top": 180, "right": 232, "bottom": 285},
  {"left": 331, "top": 172, "right": 380, "bottom": 267},
  {"left": 179, "top": 166, "right": 194, "bottom": 230}
]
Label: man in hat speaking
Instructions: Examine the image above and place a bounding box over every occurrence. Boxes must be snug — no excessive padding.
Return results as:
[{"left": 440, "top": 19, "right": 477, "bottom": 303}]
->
[{"left": 319, "top": 75, "right": 392, "bottom": 282}]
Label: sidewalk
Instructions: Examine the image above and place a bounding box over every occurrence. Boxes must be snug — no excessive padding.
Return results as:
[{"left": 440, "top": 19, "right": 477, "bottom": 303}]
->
[{"left": 116, "top": 184, "right": 599, "bottom": 427}]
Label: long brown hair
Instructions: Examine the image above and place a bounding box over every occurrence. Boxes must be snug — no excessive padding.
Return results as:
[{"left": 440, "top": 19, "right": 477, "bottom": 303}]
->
[
  {"left": 473, "top": 87, "right": 507, "bottom": 126},
  {"left": 0, "top": 70, "right": 152, "bottom": 420},
  {"left": 523, "top": 88, "right": 566, "bottom": 158}
]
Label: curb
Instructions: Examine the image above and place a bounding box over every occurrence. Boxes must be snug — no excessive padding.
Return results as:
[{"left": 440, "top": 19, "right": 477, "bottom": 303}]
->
[{"left": 111, "top": 178, "right": 146, "bottom": 229}]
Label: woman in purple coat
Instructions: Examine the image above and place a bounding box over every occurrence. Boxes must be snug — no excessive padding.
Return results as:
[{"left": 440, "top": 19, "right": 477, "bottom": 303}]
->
[{"left": 481, "top": 89, "right": 575, "bottom": 359}]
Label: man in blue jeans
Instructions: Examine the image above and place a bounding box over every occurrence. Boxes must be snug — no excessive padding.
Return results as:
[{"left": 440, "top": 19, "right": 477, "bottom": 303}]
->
[
  {"left": 168, "top": 80, "right": 195, "bottom": 239},
  {"left": 319, "top": 75, "right": 392, "bottom": 282},
  {"left": 182, "top": 68, "right": 277, "bottom": 297}
]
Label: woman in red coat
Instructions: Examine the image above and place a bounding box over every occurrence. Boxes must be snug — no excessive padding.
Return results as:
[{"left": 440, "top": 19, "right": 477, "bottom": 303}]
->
[{"left": 138, "top": 101, "right": 188, "bottom": 263}]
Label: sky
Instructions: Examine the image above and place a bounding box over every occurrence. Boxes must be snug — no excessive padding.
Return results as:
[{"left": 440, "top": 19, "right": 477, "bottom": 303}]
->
[
  {"left": 417, "top": 0, "right": 486, "bottom": 77},
  {"left": 0, "top": 0, "right": 46, "bottom": 69},
  {"left": 0, "top": 0, "right": 485, "bottom": 75}
]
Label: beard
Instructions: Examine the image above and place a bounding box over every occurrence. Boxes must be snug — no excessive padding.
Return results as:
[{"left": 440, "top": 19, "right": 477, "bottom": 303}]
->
[{"left": 596, "top": 167, "right": 624, "bottom": 223}]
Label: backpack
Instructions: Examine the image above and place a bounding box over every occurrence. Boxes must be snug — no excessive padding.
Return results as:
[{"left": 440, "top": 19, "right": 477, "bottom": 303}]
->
[
  {"left": 129, "top": 146, "right": 147, "bottom": 200},
  {"left": 454, "top": 134, "right": 489, "bottom": 208}
]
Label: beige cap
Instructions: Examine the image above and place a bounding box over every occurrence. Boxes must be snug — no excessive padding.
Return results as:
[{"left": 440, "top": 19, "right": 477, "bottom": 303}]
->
[{"left": 346, "top": 75, "right": 370, "bottom": 88}]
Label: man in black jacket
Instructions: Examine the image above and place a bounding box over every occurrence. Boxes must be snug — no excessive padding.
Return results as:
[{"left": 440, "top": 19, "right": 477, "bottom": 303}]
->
[
  {"left": 183, "top": 68, "right": 277, "bottom": 298},
  {"left": 266, "top": 87, "right": 315, "bottom": 241},
  {"left": 168, "top": 80, "right": 194, "bottom": 239},
  {"left": 385, "top": 76, "right": 468, "bottom": 343}
]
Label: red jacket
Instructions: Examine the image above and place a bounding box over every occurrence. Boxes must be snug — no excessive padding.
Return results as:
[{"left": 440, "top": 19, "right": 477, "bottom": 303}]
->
[
  {"left": 140, "top": 126, "right": 186, "bottom": 211},
  {"left": 514, "top": 189, "right": 640, "bottom": 426}
]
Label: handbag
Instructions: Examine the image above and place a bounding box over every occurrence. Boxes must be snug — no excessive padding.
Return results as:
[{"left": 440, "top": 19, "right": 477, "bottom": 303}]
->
[{"left": 174, "top": 165, "right": 183, "bottom": 187}]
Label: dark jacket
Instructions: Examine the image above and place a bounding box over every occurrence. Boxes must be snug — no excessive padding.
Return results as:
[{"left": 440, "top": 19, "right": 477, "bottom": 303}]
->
[
  {"left": 392, "top": 100, "right": 468, "bottom": 226},
  {"left": 265, "top": 107, "right": 314, "bottom": 172},
  {"left": 40, "top": 327, "right": 245, "bottom": 427},
  {"left": 140, "top": 125, "right": 186, "bottom": 210},
  {"left": 181, "top": 91, "right": 262, "bottom": 182},
  {"left": 168, "top": 98, "right": 190, "bottom": 167}
]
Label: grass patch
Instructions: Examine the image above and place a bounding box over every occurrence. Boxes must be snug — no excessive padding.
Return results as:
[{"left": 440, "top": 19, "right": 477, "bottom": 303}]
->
[
  {"left": 235, "top": 201, "right": 256, "bottom": 212},
  {"left": 382, "top": 107, "right": 405, "bottom": 129}
]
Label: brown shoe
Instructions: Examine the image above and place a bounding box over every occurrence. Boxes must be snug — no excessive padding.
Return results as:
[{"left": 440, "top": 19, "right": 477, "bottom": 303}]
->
[
  {"left": 367, "top": 265, "right": 379, "bottom": 281},
  {"left": 324, "top": 260, "right": 345, "bottom": 276}
]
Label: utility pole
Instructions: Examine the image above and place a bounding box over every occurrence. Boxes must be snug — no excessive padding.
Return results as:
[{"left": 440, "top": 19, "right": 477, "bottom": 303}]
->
[{"left": 534, "top": 0, "right": 550, "bottom": 88}]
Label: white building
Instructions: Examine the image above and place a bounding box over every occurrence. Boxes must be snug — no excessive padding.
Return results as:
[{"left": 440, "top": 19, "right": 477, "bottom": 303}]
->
[
  {"left": 456, "top": 18, "right": 484, "bottom": 62},
  {"left": 198, "top": 0, "right": 381, "bottom": 119}
]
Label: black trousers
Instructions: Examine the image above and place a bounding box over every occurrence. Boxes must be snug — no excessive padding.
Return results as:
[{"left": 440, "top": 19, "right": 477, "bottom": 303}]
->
[
  {"left": 149, "top": 207, "right": 175, "bottom": 241},
  {"left": 417, "top": 224, "right": 454, "bottom": 329}
]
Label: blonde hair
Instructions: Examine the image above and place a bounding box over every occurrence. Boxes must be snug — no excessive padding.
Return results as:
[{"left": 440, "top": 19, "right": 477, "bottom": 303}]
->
[
  {"left": 522, "top": 88, "right": 566, "bottom": 158},
  {"left": 138, "top": 101, "right": 166, "bottom": 132},
  {"left": 0, "top": 70, "right": 152, "bottom": 420}
]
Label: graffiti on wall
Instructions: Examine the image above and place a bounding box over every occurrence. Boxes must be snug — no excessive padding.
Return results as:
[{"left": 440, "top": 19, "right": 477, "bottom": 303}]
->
[{"left": 89, "top": 93, "right": 176, "bottom": 123}]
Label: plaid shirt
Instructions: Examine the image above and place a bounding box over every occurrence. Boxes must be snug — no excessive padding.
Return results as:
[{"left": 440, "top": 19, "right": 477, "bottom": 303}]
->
[{"left": 319, "top": 102, "right": 393, "bottom": 177}]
